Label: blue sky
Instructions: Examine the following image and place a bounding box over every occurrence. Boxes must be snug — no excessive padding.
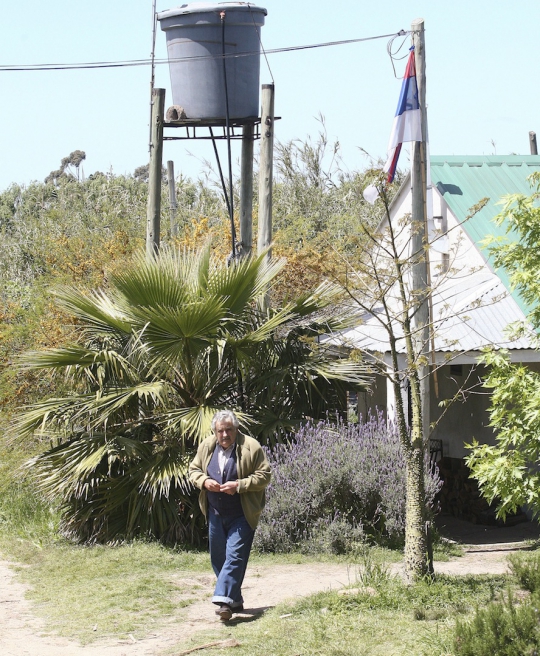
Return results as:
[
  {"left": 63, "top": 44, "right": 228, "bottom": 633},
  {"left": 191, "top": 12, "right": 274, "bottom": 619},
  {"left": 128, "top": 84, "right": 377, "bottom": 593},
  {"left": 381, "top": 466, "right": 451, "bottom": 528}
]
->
[{"left": 1, "top": 1, "right": 539, "bottom": 191}]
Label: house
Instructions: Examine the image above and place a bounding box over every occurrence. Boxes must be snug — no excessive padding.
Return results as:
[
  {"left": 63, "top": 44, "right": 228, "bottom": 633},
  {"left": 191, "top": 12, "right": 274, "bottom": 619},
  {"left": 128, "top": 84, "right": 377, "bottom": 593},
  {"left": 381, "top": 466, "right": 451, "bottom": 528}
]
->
[{"left": 328, "top": 155, "right": 540, "bottom": 518}]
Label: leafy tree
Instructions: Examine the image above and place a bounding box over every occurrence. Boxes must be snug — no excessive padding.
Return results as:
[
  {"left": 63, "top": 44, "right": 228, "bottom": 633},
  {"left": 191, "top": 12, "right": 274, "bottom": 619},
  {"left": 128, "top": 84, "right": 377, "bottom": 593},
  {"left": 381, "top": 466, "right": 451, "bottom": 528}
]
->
[
  {"left": 45, "top": 150, "right": 86, "bottom": 184},
  {"left": 270, "top": 121, "right": 399, "bottom": 303},
  {"left": 273, "top": 122, "right": 378, "bottom": 240},
  {"left": 466, "top": 173, "right": 540, "bottom": 518},
  {"left": 15, "top": 246, "right": 367, "bottom": 544},
  {"left": 133, "top": 163, "right": 167, "bottom": 183}
]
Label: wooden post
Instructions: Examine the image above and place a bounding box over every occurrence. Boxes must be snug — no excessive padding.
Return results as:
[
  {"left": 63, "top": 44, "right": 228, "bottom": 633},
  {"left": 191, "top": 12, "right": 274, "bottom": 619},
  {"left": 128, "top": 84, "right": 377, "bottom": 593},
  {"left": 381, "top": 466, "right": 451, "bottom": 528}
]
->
[
  {"left": 239, "top": 123, "right": 254, "bottom": 258},
  {"left": 146, "top": 88, "right": 166, "bottom": 258},
  {"left": 410, "top": 19, "right": 430, "bottom": 443},
  {"left": 530, "top": 131, "right": 538, "bottom": 155},
  {"left": 167, "top": 160, "right": 178, "bottom": 238},
  {"left": 257, "top": 84, "right": 275, "bottom": 262}
]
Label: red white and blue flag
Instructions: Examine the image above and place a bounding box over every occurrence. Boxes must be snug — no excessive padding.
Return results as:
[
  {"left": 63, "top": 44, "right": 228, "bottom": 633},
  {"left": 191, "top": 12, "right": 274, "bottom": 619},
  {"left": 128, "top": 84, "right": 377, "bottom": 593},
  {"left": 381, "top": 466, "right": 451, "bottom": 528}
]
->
[
  {"left": 383, "top": 47, "right": 422, "bottom": 183},
  {"left": 363, "top": 46, "right": 423, "bottom": 204}
]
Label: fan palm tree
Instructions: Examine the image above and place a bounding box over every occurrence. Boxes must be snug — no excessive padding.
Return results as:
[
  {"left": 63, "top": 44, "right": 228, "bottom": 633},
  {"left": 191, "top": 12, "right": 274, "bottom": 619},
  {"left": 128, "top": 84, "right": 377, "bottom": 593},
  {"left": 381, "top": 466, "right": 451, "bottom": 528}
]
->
[{"left": 16, "top": 246, "right": 368, "bottom": 544}]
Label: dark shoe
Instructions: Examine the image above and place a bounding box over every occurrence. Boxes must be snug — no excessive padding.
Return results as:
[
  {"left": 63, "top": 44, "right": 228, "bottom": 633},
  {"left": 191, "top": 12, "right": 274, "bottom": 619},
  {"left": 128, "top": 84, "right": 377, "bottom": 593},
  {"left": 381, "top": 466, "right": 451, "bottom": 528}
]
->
[
  {"left": 218, "top": 604, "right": 233, "bottom": 621},
  {"left": 233, "top": 604, "right": 244, "bottom": 612}
]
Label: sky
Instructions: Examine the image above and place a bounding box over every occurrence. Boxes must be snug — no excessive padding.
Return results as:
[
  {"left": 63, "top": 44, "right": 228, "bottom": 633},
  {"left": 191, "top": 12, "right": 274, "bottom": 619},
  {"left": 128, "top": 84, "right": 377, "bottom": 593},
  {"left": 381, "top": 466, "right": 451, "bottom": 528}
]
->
[{"left": 1, "top": 0, "right": 539, "bottom": 191}]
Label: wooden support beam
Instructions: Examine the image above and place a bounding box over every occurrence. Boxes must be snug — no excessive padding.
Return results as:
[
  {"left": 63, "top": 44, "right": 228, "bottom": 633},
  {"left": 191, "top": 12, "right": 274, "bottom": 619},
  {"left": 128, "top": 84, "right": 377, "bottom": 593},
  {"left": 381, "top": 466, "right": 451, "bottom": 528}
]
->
[
  {"left": 167, "top": 160, "right": 178, "bottom": 238},
  {"left": 239, "top": 123, "right": 254, "bottom": 258},
  {"left": 146, "top": 88, "right": 166, "bottom": 258},
  {"left": 257, "top": 84, "right": 275, "bottom": 263}
]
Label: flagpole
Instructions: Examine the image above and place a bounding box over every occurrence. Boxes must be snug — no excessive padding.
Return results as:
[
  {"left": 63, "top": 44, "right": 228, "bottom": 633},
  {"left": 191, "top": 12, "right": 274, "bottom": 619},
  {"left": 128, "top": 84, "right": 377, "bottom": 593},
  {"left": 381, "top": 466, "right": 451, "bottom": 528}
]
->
[{"left": 410, "top": 18, "right": 430, "bottom": 445}]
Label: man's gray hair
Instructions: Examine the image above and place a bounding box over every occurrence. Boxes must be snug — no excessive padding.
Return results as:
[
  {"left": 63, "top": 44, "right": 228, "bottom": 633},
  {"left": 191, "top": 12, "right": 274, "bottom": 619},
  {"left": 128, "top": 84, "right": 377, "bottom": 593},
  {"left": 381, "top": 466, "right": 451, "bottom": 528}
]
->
[{"left": 211, "top": 410, "right": 240, "bottom": 432}]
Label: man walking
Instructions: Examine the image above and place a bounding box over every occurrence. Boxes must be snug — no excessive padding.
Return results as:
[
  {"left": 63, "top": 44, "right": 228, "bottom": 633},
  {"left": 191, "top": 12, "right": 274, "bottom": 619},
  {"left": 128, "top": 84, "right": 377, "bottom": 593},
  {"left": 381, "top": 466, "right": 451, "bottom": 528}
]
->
[{"left": 189, "top": 410, "right": 271, "bottom": 621}]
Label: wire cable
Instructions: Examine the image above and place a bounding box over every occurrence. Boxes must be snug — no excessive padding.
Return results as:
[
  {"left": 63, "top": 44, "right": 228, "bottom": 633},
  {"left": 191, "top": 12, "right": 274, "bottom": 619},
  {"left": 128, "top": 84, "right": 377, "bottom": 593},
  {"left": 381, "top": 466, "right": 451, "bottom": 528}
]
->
[
  {"left": 209, "top": 126, "right": 232, "bottom": 220},
  {"left": 220, "top": 10, "right": 237, "bottom": 262},
  {"left": 0, "top": 31, "right": 409, "bottom": 72},
  {"left": 148, "top": 1, "right": 158, "bottom": 153},
  {"left": 387, "top": 31, "right": 411, "bottom": 78},
  {"left": 249, "top": 4, "right": 274, "bottom": 85}
]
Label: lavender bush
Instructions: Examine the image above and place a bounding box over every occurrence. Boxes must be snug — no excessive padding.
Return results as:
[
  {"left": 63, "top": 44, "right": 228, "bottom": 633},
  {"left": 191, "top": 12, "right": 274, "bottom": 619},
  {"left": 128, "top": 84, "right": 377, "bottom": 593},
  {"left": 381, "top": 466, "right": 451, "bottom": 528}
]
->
[{"left": 255, "top": 414, "right": 442, "bottom": 553}]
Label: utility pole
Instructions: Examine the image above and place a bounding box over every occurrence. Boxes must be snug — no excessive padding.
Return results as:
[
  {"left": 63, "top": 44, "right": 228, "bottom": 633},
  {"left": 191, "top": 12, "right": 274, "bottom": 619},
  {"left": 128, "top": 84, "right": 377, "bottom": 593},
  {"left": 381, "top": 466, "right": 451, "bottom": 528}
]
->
[
  {"left": 257, "top": 84, "right": 275, "bottom": 263},
  {"left": 407, "top": 17, "right": 435, "bottom": 578},
  {"left": 530, "top": 131, "right": 538, "bottom": 155},
  {"left": 410, "top": 18, "right": 430, "bottom": 444},
  {"left": 167, "top": 160, "right": 178, "bottom": 238},
  {"left": 239, "top": 123, "right": 255, "bottom": 258},
  {"left": 146, "top": 88, "right": 166, "bottom": 258}
]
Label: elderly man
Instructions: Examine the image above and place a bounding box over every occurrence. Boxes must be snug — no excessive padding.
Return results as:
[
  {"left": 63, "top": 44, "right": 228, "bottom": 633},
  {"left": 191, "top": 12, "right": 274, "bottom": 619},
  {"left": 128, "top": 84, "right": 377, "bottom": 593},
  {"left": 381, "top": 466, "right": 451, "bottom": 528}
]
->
[{"left": 189, "top": 410, "right": 271, "bottom": 621}]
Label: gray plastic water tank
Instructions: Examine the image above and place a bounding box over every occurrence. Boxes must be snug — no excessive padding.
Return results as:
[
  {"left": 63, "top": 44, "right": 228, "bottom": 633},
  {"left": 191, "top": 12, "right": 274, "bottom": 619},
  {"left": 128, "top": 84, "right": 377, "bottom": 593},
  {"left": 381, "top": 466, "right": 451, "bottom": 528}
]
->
[{"left": 158, "top": 3, "right": 267, "bottom": 120}]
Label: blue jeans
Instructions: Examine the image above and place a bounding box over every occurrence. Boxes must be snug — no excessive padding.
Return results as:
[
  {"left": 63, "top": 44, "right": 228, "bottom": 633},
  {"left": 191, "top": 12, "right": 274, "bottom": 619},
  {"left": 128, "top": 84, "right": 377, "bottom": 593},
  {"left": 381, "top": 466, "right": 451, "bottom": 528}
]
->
[{"left": 208, "top": 512, "right": 255, "bottom": 608}]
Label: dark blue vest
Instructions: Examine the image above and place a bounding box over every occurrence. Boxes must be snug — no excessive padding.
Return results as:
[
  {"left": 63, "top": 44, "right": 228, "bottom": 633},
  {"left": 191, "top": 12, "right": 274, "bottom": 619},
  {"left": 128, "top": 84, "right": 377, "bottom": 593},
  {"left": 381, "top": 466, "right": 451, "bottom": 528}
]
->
[{"left": 207, "top": 444, "right": 244, "bottom": 517}]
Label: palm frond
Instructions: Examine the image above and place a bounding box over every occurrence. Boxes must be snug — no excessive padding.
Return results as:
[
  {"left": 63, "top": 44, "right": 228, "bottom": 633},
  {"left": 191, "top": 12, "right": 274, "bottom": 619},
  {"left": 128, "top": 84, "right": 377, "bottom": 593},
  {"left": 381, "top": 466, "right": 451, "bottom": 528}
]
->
[
  {"left": 139, "top": 447, "right": 193, "bottom": 498},
  {"left": 81, "top": 381, "right": 169, "bottom": 427},
  {"left": 54, "top": 286, "right": 132, "bottom": 335},
  {"left": 127, "top": 298, "right": 226, "bottom": 363},
  {"left": 110, "top": 249, "right": 191, "bottom": 310},
  {"left": 14, "top": 395, "right": 98, "bottom": 438},
  {"left": 17, "top": 346, "right": 138, "bottom": 390},
  {"left": 206, "top": 252, "right": 285, "bottom": 314}
]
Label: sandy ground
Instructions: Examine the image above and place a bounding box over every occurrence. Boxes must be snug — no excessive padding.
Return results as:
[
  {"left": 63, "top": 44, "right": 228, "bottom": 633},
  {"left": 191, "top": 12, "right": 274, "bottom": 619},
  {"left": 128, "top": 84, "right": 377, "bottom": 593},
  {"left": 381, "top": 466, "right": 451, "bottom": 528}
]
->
[{"left": 1, "top": 515, "right": 539, "bottom": 656}]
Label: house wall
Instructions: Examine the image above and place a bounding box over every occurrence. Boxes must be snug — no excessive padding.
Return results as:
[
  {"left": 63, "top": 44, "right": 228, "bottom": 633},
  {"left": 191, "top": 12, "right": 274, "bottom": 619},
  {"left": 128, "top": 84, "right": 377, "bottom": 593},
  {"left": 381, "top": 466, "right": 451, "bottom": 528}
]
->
[
  {"left": 354, "top": 362, "right": 540, "bottom": 459},
  {"left": 429, "top": 364, "right": 494, "bottom": 459},
  {"left": 431, "top": 191, "right": 489, "bottom": 281},
  {"left": 357, "top": 373, "right": 387, "bottom": 422},
  {"left": 382, "top": 183, "right": 490, "bottom": 296},
  {"left": 386, "top": 178, "right": 491, "bottom": 279},
  {"left": 355, "top": 367, "right": 493, "bottom": 458}
]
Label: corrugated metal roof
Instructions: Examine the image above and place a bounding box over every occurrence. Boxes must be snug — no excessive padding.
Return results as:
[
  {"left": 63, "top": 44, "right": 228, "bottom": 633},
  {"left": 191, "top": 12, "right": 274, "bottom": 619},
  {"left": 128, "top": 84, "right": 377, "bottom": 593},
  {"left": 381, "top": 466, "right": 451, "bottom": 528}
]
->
[
  {"left": 329, "top": 266, "right": 535, "bottom": 355},
  {"left": 430, "top": 155, "right": 540, "bottom": 316},
  {"left": 326, "top": 156, "right": 540, "bottom": 357}
]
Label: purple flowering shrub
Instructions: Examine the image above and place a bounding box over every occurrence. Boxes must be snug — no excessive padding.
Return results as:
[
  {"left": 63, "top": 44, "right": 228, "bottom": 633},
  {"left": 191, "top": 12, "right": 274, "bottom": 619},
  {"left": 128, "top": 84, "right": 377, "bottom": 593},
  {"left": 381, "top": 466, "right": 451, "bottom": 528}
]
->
[{"left": 255, "top": 413, "right": 442, "bottom": 553}]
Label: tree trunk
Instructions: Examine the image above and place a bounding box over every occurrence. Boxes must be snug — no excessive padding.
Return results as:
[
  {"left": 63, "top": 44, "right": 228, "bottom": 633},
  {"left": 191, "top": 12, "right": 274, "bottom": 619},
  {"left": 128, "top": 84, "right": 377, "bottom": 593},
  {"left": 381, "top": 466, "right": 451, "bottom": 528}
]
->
[{"left": 404, "top": 442, "right": 430, "bottom": 582}]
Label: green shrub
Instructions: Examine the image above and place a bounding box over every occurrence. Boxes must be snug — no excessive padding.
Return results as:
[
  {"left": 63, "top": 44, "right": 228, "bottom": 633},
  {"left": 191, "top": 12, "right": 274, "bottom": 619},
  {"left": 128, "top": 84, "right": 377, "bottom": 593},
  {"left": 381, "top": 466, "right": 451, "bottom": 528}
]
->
[
  {"left": 304, "top": 517, "right": 365, "bottom": 555},
  {"left": 454, "top": 591, "right": 540, "bottom": 656},
  {"left": 509, "top": 552, "right": 540, "bottom": 593}
]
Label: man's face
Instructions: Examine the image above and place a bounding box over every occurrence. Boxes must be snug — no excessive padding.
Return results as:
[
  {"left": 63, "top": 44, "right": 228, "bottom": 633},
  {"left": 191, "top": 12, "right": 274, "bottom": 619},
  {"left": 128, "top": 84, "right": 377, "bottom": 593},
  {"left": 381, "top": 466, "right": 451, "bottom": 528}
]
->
[{"left": 214, "top": 420, "right": 237, "bottom": 449}]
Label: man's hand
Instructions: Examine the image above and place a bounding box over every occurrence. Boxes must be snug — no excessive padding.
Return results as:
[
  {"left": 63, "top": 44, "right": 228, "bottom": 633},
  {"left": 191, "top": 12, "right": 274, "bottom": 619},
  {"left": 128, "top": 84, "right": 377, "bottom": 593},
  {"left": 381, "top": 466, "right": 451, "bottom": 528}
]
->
[
  {"left": 203, "top": 479, "right": 221, "bottom": 492},
  {"left": 220, "top": 481, "right": 239, "bottom": 495}
]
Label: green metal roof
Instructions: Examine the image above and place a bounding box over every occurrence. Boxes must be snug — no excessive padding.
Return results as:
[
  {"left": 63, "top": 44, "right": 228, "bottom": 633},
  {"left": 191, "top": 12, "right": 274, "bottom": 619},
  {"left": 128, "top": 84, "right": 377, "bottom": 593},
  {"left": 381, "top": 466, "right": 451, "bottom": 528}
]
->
[{"left": 430, "top": 155, "right": 540, "bottom": 316}]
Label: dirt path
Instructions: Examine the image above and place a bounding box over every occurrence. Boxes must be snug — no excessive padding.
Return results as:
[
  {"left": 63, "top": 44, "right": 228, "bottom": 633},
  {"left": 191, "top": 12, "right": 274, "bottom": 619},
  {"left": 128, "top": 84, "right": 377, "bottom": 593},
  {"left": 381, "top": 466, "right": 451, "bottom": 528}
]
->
[{"left": 0, "top": 535, "right": 532, "bottom": 656}]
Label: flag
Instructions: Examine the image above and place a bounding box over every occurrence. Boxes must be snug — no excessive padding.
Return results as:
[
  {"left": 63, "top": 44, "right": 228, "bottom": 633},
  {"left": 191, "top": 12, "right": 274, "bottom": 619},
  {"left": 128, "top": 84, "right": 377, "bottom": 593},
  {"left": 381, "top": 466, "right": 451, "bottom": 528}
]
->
[
  {"left": 363, "top": 47, "right": 422, "bottom": 204},
  {"left": 383, "top": 46, "right": 422, "bottom": 184}
]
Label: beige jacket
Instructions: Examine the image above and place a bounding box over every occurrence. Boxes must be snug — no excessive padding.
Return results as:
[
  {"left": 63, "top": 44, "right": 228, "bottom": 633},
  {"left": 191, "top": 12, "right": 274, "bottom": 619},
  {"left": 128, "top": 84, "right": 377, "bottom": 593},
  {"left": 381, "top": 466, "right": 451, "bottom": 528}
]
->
[{"left": 189, "top": 433, "right": 271, "bottom": 530}]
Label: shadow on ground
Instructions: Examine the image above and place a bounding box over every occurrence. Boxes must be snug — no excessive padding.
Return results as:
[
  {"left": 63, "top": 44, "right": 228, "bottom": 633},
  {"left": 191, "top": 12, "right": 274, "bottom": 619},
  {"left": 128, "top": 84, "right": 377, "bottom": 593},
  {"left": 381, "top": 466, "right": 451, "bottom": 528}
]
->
[{"left": 436, "top": 513, "right": 540, "bottom": 546}]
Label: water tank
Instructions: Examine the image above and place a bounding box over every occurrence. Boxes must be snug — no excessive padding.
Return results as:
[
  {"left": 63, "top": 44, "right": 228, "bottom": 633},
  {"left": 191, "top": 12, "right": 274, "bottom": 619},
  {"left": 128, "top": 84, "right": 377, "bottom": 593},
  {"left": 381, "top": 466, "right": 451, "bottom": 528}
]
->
[{"left": 158, "top": 3, "right": 267, "bottom": 120}]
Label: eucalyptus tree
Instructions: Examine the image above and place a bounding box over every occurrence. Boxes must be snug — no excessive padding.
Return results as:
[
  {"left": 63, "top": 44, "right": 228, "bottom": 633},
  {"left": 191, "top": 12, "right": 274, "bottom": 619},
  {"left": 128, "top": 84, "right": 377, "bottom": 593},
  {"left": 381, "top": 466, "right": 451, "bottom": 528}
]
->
[{"left": 16, "top": 246, "right": 367, "bottom": 544}]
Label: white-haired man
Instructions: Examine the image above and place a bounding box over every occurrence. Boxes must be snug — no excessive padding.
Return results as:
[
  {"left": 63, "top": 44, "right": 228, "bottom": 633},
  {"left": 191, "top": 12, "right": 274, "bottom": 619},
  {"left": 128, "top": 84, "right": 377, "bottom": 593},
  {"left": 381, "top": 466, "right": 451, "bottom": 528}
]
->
[{"left": 189, "top": 410, "right": 271, "bottom": 621}]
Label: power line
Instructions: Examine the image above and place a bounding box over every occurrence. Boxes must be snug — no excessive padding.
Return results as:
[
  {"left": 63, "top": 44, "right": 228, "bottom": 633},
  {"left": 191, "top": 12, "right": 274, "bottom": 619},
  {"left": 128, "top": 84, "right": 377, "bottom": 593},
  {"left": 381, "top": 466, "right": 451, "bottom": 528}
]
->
[{"left": 0, "top": 30, "right": 408, "bottom": 72}]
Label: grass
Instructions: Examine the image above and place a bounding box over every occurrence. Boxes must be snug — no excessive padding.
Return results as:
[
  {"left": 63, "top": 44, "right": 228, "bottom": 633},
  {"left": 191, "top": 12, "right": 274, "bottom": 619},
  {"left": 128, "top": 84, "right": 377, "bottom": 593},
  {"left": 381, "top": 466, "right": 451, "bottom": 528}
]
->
[
  {"left": 168, "top": 574, "right": 508, "bottom": 656},
  {"left": 1, "top": 532, "right": 408, "bottom": 645},
  {"left": 0, "top": 441, "right": 61, "bottom": 549},
  {"left": 10, "top": 541, "right": 210, "bottom": 643}
]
